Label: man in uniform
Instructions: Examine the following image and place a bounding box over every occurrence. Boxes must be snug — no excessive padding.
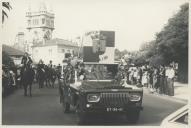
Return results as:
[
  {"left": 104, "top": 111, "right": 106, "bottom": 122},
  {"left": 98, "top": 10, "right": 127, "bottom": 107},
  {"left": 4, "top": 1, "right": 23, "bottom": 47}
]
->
[
  {"left": 48, "top": 60, "right": 53, "bottom": 68},
  {"left": 20, "top": 52, "right": 33, "bottom": 87},
  {"left": 65, "top": 59, "right": 75, "bottom": 84},
  {"left": 21, "top": 52, "right": 33, "bottom": 69}
]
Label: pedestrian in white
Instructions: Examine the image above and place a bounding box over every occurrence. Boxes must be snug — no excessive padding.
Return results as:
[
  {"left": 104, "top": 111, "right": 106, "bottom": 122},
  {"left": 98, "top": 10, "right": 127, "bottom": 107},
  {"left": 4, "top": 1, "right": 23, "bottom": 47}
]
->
[
  {"left": 142, "top": 71, "right": 149, "bottom": 87},
  {"left": 165, "top": 65, "right": 175, "bottom": 96}
]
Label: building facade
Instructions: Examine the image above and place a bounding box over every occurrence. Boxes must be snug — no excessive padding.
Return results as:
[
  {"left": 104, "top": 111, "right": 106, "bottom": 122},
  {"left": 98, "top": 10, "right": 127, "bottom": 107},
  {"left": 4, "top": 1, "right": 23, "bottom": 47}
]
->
[
  {"left": 26, "top": 2, "right": 54, "bottom": 52},
  {"left": 32, "top": 38, "right": 78, "bottom": 65},
  {"left": 3, "top": 44, "right": 24, "bottom": 65},
  {"left": 13, "top": 32, "right": 27, "bottom": 52}
]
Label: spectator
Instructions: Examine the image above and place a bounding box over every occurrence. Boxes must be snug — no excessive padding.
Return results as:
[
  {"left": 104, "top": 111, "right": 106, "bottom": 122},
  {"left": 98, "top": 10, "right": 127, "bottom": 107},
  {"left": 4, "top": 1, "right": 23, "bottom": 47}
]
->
[
  {"left": 137, "top": 67, "right": 142, "bottom": 85},
  {"left": 148, "top": 67, "right": 154, "bottom": 92},
  {"left": 165, "top": 65, "right": 175, "bottom": 96},
  {"left": 159, "top": 65, "right": 165, "bottom": 94},
  {"left": 142, "top": 70, "right": 149, "bottom": 87},
  {"left": 153, "top": 67, "right": 159, "bottom": 92},
  {"left": 57, "top": 64, "right": 62, "bottom": 79}
]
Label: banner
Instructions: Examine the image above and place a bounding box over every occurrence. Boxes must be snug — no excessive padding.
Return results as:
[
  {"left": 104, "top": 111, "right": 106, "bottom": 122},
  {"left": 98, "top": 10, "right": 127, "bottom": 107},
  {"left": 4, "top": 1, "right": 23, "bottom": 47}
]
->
[{"left": 83, "top": 31, "right": 115, "bottom": 63}]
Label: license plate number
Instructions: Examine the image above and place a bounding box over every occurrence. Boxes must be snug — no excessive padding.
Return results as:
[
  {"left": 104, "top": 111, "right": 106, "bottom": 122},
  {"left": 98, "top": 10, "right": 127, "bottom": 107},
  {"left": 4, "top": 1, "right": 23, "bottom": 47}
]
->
[{"left": 106, "top": 107, "right": 123, "bottom": 112}]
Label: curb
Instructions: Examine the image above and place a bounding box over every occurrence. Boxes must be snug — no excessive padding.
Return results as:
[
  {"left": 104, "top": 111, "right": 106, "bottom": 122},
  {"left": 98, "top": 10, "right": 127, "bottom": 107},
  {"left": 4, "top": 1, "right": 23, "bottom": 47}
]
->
[{"left": 143, "top": 88, "right": 188, "bottom": 104}]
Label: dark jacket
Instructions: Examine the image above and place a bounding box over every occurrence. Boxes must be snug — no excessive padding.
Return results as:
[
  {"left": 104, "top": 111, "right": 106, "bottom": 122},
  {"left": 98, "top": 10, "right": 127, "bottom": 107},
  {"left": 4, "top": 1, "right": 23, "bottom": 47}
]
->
[{"left": 21, "top": 56, "right": 33, "bottom": 66}]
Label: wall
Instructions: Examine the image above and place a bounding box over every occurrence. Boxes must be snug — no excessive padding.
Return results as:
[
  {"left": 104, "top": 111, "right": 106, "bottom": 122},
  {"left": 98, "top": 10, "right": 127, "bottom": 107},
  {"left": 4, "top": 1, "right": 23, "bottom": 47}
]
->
[
  {"left": 32, "top": 45, "right": 57, "bottom": 65},
  {"left": 32, "top": 45, "right": 78, "bottom": 65}
]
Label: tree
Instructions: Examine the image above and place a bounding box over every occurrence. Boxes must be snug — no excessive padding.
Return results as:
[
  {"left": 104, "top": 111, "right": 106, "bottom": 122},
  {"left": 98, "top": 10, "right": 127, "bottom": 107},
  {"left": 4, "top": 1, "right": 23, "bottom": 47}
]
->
[
  {"left": 2, "top": 2, "right": 12, "bottom": 23},
  {"left": 130, "top": 3, "right": 188, "bottom": 82},
  {"left": 2, "top": 51, "right": 14, "bottom": 66},
  {"left": 155, "top": 3, "right": 188, "bottom": 82}
]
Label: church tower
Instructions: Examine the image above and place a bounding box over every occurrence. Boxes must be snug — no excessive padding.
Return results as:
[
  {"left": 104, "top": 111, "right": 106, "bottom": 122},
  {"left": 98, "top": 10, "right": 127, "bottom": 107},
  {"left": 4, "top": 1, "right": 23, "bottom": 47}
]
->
[{"left": 26, "top": 2, "right": 54, "bottom": 45}]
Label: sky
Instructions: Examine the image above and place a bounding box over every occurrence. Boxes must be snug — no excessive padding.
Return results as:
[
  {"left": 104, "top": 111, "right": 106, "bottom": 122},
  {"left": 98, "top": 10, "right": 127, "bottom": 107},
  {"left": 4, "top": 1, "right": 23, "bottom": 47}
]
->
[{"left": 1, "top": 0, "right": 188, "bottom": 51}]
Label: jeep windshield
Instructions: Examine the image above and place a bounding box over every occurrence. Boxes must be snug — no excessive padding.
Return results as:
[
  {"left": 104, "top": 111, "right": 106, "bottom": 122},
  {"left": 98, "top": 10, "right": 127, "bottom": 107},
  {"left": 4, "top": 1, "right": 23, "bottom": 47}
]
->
[{"left": 83, "top": 64, "right": 118, "bottom": 80}]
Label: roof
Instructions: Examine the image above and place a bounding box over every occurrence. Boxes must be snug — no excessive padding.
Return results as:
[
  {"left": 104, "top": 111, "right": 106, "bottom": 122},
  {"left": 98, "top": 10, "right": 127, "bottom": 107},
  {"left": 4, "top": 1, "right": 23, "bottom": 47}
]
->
[
  {"left": 32, "top": 38, "right": 78, "bottom": 47},
  {"left": 2, "top": 44, "right": 24, "bottom": 56}
]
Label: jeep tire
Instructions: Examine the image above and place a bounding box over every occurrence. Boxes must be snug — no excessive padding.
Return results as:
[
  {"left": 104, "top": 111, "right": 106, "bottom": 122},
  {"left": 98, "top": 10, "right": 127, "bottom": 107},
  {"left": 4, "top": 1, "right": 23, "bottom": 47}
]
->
[
  {"left": 76, "top": 101, "right": 87, "bottom": 124},
  {"left": 62, "top": 97, "right": 70, "bottom": 113},
  {"left": 126, "top": 109, "right": 140, "bottom": 124}
]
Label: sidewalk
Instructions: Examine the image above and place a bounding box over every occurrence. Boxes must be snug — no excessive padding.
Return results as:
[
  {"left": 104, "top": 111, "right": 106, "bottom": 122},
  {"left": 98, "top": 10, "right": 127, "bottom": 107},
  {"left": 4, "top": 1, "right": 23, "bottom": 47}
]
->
[
  {"left": 173, "top": 82, "right": 190, "bottom": 101},
  {"left": 144, "top": 82, "right": 190, "bottom": 102}
]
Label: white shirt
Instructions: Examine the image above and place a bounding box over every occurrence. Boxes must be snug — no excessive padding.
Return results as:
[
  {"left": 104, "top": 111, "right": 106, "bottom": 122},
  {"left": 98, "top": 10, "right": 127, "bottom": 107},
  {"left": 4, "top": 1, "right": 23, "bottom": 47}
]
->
[{"left": 166, "top": 68, "right": 175, "bottom": 79}]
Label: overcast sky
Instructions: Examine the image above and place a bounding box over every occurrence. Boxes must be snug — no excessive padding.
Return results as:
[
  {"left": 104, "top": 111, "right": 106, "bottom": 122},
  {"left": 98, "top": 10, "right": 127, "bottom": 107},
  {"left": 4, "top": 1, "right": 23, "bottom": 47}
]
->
[{"left": 1, "top": 0, "right": 188, "bottom": 51}]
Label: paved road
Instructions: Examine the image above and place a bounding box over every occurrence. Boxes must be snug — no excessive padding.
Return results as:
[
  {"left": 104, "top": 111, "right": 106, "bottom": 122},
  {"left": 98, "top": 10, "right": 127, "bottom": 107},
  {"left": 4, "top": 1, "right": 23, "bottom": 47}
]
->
[{"left": 2, "top": 83, "right": 187, "bottom": 126}]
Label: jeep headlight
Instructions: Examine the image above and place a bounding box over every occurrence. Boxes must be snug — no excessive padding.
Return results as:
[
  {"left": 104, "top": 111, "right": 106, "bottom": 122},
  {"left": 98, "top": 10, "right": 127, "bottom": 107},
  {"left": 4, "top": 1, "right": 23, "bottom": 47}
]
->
[
  {"left": 129, "top": 94, "right": 141, "bottom": 101},
  {"left": 87, "top": 94, "right": 100, "bottom": 103}
]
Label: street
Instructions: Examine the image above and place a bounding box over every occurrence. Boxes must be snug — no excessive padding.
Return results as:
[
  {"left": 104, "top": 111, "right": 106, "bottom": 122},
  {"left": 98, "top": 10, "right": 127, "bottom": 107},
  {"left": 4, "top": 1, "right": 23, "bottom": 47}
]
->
[{"left": 2, "top": 83, "right": 187, "bottom": 126}]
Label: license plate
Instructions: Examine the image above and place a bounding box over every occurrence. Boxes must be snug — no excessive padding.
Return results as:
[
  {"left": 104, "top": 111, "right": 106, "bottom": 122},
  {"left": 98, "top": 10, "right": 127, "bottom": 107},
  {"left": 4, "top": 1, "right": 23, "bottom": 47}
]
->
[{"left": 106, "top": 107, "right": 123, "bottom": 112}]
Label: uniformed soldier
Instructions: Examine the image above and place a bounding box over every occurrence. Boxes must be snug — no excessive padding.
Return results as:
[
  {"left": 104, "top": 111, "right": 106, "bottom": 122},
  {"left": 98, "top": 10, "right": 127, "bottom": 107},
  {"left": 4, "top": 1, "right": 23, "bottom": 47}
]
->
[
  {"left": 48, "top": 60, "right": 53, "bottom": 68},
  {"left": 65, "top": 59, "right": 75, "bottom": 84},
  {"left": 21, "top": 52, "right": 33, "bottom": 69},
  {"left": 20, "top": 52, "right": 33, "bottom": 83},
  {"left": 78, "top": 62, "right": 86, "bottom": 80}
]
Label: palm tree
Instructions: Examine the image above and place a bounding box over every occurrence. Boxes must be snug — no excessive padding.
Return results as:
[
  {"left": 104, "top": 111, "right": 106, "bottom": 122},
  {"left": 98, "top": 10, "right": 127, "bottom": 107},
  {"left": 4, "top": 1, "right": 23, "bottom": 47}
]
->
[{"left": 2, "top": 2, "right": 12, "bottom": 23}]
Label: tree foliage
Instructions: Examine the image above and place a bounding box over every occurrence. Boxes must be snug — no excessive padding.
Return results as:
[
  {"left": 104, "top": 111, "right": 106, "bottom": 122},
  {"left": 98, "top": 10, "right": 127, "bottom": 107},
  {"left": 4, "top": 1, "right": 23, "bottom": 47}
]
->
[
  {"left": 2, "top": 2, "right": 12, "bottom": 23},
  {"left": 130, "top": 3, "right": 188, "bottom": 82},
  {"left": 2, "top": 51, "right": 14, "bottom": 66}
]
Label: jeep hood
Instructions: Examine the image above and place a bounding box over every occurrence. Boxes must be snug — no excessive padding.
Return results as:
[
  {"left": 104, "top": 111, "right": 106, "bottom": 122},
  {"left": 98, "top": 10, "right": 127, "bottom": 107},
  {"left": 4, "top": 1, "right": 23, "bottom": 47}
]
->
[{"left": 78, "top": 80, "right": 140, "bottom": 90}]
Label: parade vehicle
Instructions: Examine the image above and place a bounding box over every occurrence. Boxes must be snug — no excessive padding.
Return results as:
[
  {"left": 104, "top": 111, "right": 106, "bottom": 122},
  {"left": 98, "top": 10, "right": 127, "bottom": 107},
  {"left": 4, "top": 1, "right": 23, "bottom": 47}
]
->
[{"left": 59, "top": 31, "right": 143, "bottom": 124}]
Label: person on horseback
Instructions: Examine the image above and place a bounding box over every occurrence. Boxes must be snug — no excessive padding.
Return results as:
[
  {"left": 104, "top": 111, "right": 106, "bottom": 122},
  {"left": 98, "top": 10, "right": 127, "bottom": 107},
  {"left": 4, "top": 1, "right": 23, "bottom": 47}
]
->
[
  {"left": 20, "top": 52, "right": 34, "bottom": 96},
  {"left": 48, "top": 60, "right": 53, "bottom": 68},
  {"left": 21, "top": 52, "right": 33, "bottom": 70},
  {"left": 20, "top": 52, "right": 33, "bottom": 82}
]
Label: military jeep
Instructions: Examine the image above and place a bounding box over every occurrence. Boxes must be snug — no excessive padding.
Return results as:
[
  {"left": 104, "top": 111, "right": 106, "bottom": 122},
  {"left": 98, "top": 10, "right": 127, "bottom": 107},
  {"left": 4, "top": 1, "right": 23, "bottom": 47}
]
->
[{"left": 59, "top": 63, "right": 143, "bottom": 124}]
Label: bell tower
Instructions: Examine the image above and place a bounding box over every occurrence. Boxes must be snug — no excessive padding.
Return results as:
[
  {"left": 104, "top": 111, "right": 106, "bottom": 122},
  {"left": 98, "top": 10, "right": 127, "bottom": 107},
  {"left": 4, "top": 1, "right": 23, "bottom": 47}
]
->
[{"left": 26, "top": 2, "right": 54, "bottom": 45}]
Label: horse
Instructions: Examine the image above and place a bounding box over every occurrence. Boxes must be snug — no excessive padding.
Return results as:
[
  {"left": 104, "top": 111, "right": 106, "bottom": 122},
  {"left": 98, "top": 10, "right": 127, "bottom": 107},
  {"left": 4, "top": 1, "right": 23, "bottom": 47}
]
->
[
  {"left": 36, "top": 64, "right": 46, "bottom": 88},
  {"left": 21, "top": 66, "right": 35, "bottom": 96},
  {"left": 44, "top": 66, "right": 58, "bottom": 88}
]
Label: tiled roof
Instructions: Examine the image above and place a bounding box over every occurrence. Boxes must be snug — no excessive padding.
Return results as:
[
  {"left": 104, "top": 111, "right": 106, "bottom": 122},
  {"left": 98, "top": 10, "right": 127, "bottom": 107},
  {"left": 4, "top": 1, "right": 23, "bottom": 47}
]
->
[
  {"left": 2, "top": 44, "right": 24, "bottom": 56},
  {"left": 32, "top": 38, "right": 78, "bottom": 47}
]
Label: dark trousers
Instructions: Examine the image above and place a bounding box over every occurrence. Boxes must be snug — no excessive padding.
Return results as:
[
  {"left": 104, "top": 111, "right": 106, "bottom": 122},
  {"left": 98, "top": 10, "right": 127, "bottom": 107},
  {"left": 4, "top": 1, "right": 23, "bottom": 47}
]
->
[
  {"left": 164, "top": 77, "right": 168, "bottom": 95},
  {"left": 167, "top": 78, "right": 174, "bottom": 96},
  {"left": 159, "top": 76, "right": 165, "bottom": 94}
]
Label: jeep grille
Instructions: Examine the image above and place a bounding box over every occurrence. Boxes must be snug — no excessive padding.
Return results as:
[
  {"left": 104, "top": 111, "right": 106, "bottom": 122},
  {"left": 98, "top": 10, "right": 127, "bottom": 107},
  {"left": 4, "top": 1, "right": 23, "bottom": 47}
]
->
[{"left": 100, "top": 92, "right": 129, "bottom": 107}]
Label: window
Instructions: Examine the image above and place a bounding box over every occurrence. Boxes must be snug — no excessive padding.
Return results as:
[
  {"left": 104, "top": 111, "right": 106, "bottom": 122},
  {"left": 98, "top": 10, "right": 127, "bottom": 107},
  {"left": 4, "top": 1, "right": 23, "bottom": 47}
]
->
[
  {"left": 175, "top": 113, "right": 188, "bottom": 124},
  {"left": 36, "top": 19, "right": 39, "bottom": 25},
  {"left": 83, "top": 64, "right": 118, "bottom": 80},
  {"left": 51, "top": 20, "right": 54, "bottom": 27},
  {"left": 46, "top": 20, "right": 50, "bottom": 26},
  {"left": 42, "top": 18, "right": 45, "bottom": 24},
  {"left": 28, "top": 20, "right": 31, "bottom": 26},
  {"left": 33, "top": 19, "right": 39, "bottom": 25},
  {"left": 49, "top": 49, "right": 52, "bottom": 55},
  {"left": 67, "top": 49, "right": 70, "bottom": 53},
  {"left": 58, "top": 49, "right": 65, "bottom": 53}
]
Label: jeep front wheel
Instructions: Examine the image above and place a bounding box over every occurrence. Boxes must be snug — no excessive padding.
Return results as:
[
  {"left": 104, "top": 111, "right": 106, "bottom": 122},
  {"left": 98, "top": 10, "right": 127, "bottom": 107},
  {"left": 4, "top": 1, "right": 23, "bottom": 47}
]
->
[
  {"left": 126, "top": 109, "right": 140, "bottom": 124},
  {"left": 76, "top": 101, "right": 87, "bottom": 124},
  {"left": 62, "top": 97, "right": 70, "bottom": 113}
]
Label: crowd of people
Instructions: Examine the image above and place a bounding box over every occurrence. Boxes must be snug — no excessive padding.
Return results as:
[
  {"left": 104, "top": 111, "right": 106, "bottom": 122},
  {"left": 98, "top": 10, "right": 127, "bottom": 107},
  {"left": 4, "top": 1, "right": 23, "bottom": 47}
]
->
[
  {"left": 118, "top": 62, "right": 177, "bottom": 96},
  {"left": 2, "top": 51, "right": 178, "bottom": 97}
]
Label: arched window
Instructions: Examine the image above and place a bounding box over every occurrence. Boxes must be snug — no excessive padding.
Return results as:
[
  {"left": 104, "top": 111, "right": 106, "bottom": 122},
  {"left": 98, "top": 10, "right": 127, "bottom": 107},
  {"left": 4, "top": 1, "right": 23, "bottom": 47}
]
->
[{"left": 42, "top": 18, "right": 45, "bottom": 24}]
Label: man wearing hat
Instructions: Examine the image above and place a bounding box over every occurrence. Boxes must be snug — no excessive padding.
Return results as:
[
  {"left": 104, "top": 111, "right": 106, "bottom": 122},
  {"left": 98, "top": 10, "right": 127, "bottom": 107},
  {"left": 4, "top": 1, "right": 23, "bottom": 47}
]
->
[
  {"left": 20, "top": 52, "right": 33, "bottom": 84},
  {"left": 48, "top": 60, "right": 53, "bottom": 68},
  {"left": 21, "top": 52, "right": 33, "bottom": 69}
]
